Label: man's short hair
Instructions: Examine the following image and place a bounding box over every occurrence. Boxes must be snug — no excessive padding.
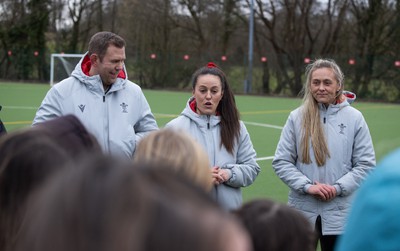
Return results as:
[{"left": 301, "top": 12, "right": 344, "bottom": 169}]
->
[{"left": 88, "top": 31, "right": 126, "bottom": 61}]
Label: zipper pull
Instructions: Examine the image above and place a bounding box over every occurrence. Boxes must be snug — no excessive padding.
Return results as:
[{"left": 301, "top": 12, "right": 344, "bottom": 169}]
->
[
  {"left": 207, "top": 115, "right": 210, "bottom": 129},
  {"left": 323, "top": 117, "right": 326, "bottom": 124},
  {"left": 103, "top": 95, "right": 105, "bottom": 102}
]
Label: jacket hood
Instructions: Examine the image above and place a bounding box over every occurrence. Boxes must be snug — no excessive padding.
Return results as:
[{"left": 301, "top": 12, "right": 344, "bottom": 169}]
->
[
  {"left": 343, "top": 90, "right": 356, "bottom": 104},
  {"left": 181, "top": 97, "right": 221, "bottom": 128},
  {"left": 71, "top": 52, "right": 127, "bottom": 92},
  {"left": 188, "top": 98, "right": 221, "bottom": 116},
  {"left": 317, "top": 98, "right": 350, "bottom": 115},
  {"left": 80, "top": 54, "right": 126, "bottom": 79}
]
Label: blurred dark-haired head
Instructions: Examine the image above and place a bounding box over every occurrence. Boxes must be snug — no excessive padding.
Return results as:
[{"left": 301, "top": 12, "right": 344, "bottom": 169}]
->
[
  {"left": 0, "top": 129, "right": 71, "bottom": 250},
  {"left": 0, "top": 115, "right": 102, "bottom": 250},
  {"left": 32, "top": 115, "right": 102, "bottom": 157},
  {"left": 234, "top": 199, "right": 315, "bottom": 251}
]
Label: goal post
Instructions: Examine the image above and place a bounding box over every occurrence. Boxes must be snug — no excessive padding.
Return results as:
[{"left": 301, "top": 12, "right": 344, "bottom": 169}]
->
[{"left": 50, "top": 53, "right": 85, "bottom": 86}]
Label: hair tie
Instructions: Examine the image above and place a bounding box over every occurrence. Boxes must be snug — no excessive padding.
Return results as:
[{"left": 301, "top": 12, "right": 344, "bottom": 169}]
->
[{"left": 207, "top": 62, "right": 217, "bottom": 68}]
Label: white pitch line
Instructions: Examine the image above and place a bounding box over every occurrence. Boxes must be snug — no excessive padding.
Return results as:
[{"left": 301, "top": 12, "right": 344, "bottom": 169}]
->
[
  {"left": 153, "top": 113, "right": 178, "bottom": 118},
  {"left": 1, "top": 108, "right": 284, "bottom": 133},
  {"left": 2, "top": 108, "right": 284, "bottom": 133},
  {"left": 256, "top": 156, "right": 274, "bottom": 161},
  {"left": 243, "top": 121, "right": 284, "bottom": 130},
  {"left": 2, "top": 108, "right": 278, "bottom": 160},
  {"left": 3, "top": 105, "right": 38, "bottom": 110}
]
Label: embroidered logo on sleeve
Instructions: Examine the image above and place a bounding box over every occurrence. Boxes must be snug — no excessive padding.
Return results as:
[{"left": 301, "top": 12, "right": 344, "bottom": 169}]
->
[
  {"left": 78, "top": 104, "right": 85, "bottom": 112},
  {"left": 120, "top": 102, "right": 128, "bottom": 113},
  {"left": 338, "top": 123, "right": 346, "bottom": 134}
]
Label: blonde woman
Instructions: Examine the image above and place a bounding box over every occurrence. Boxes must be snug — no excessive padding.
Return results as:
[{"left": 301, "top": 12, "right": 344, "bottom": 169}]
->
[
  {"left": 134, "top": 128, "right": 213, "bottom": 191},
  {"left": 272, "top": 59, "right": 375, "bottom": 251}
]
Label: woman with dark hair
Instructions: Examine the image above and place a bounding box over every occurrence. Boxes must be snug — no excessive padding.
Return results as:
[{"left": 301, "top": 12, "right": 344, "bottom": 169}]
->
[{"left": 166, "top": 62, "right": 260, "bottom": 210}]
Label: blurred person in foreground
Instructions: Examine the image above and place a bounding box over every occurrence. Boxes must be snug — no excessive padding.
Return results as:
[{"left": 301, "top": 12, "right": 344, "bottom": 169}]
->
[
  {"left": 335, "top": 148, "right": 400, "bottom": 251},
  {"left": 166, "top": 62, "right": 260, "bottom": 210},
  {"left": 0, "top": 115, "right": 101, "bottom": 251},
  {"left": 133, "top": 128, "right": 213, "bottom": 191},
  {"left": 272, "top": 58, "right": 375, "bottom": 251},
  {"left": 234, "top": 199, "right": 315, "bottom": 251},
  {"left": 15, "top": 154, "right": 252, "bottom": 251},
  {"left": 32, "top": 31, "right": 158, "bottom": 158}
]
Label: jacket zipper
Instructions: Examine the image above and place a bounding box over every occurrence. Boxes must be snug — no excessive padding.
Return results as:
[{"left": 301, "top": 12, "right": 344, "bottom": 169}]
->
[
  {"left": 206, "top": 114, "right": 217, "bottom": 199},
  {"left": 323, "top": 105, "right": 328, "bottom": 124},
  {"left": 103, "top": 86, "right": 111, "bottom": 102},
  {"left": 102, "top": 86, "right": 111, "bottom": 152}
]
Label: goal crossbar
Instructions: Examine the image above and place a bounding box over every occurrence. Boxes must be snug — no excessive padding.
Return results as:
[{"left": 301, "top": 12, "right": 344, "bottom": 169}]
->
[{"left": 50, "top": 53, "right": 85, "bottom": 86}]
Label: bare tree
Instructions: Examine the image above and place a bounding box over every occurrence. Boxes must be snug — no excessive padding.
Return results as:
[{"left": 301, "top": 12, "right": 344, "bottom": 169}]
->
[
  {"left": 28, "top": 0, "right": 51, "bottom": 81},
  {"left": 318, "top": 0, "right": 349, "bottom": 55},
  {"left": 221, "top": 0, "right": 242, "bottom": 55},
  {"left": 0, "top": 0, "right": 50, "bottom": 80},
  {"left": 66, "top": 0, "right": 95, "bottom": 53},
  {"left": 249, "top": 0, "right": 349, "bottom": 95},
  {"left": 177, "top": 0, "right": 209, "bottom": 56},
  {"left": 347, "top": 0, "right": 399, "bottom": 97},
  {"left": 97, "top": 0, "right": 104, "bottom": 31}
]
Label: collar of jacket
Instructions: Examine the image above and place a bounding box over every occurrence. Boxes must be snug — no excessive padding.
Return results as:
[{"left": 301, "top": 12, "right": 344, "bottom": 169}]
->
[
  {"left": 318, "top": 100, "right": 349, "bottom": 114},
  {"left": 182, "top": 97, "right": 221, "bottom": 128},
  {"left": 81, "top": 53, "right": 126, "bottom": 79},
  {"left": 188, "top": 97, "right": 221, "bottom": 116},
  {"left": 71, "top": 52, "right": 127, "bottom": 94}
]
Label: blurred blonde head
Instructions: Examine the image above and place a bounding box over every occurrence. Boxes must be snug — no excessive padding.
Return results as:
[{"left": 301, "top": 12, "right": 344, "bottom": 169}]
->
[{"left": 134, "top": 128, "right": 212, "bottom": 191}]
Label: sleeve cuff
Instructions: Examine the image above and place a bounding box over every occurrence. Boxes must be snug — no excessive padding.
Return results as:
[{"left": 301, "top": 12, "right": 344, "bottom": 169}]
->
[
  {"left": 303, "top": 183, "right": 312, "bottom": 194},
  {"left": 334, "top": 184, "right": 342, "bottom": 196},
  {"left": 227, "top": 169, "right": 234, "bottom": 182}
]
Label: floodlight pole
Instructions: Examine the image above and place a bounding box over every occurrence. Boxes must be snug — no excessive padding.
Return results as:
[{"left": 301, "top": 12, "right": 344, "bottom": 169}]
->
[{"left": 245, "top": 0, "right": 254, "bottom": 94}]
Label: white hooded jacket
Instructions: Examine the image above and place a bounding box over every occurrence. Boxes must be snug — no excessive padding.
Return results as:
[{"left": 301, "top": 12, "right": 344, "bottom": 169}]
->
[
  {"left": 166, "top": 97, "right": 260, "bottom": 210},
  {"left": 272, "top": 100, "right": 375, "bottom": 235},
  {"left": 33, "top": 53, "right": 158, "bottom": 158}
]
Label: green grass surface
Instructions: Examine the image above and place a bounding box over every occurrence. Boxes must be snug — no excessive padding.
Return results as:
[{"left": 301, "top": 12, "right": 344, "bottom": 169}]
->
[{"left": 1, "top": 82, "right": 399, "bottom": 204}]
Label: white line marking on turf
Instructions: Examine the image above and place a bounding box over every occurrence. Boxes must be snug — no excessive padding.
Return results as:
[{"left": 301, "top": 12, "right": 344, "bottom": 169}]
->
[
  {"left": 256, "top": 156, "right": 274, "bottom": 161},
  {"left": 243, "top": 121, "right": 283, "bottom": 130},
  {"left": 1, "top": 108, "right": 284, "bottom": 133},
  {"left": 3, "top": 106, "right": 38, "bottom": 110},
  {"left": 153, "top": 113, "right": 178, "bottom": 118},
  {"left": 2, "top": 109, "right": 278, "bottom": 160}
]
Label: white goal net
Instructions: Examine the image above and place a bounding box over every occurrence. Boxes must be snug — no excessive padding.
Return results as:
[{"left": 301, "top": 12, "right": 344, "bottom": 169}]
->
[{"left": 50, "top": 53, "right": 85, "bottom": 86}]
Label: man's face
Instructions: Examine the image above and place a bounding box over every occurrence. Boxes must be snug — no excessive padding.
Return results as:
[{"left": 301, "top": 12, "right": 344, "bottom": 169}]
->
[{"left": 93, "top": 45, "right": 126, "bottom": 88}]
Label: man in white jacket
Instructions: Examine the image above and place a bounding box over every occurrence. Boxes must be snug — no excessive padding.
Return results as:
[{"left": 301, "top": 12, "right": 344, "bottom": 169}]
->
[{"left": 33, "top": 31, "right": 158, "bottom": 158}]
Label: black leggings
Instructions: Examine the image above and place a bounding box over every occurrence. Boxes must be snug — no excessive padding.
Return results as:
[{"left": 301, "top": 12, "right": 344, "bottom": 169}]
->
[{"left": 314, "top": 215, "right": 338, "bottom": 251}]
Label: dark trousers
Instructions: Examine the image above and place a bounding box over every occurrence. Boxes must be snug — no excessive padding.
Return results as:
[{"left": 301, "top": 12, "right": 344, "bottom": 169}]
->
[
  {"left": 0, "top": 119, "right": 6, "bottom": 135},
  {"left": 315, "top": 215, "right": 338, "bottom": 251}
]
